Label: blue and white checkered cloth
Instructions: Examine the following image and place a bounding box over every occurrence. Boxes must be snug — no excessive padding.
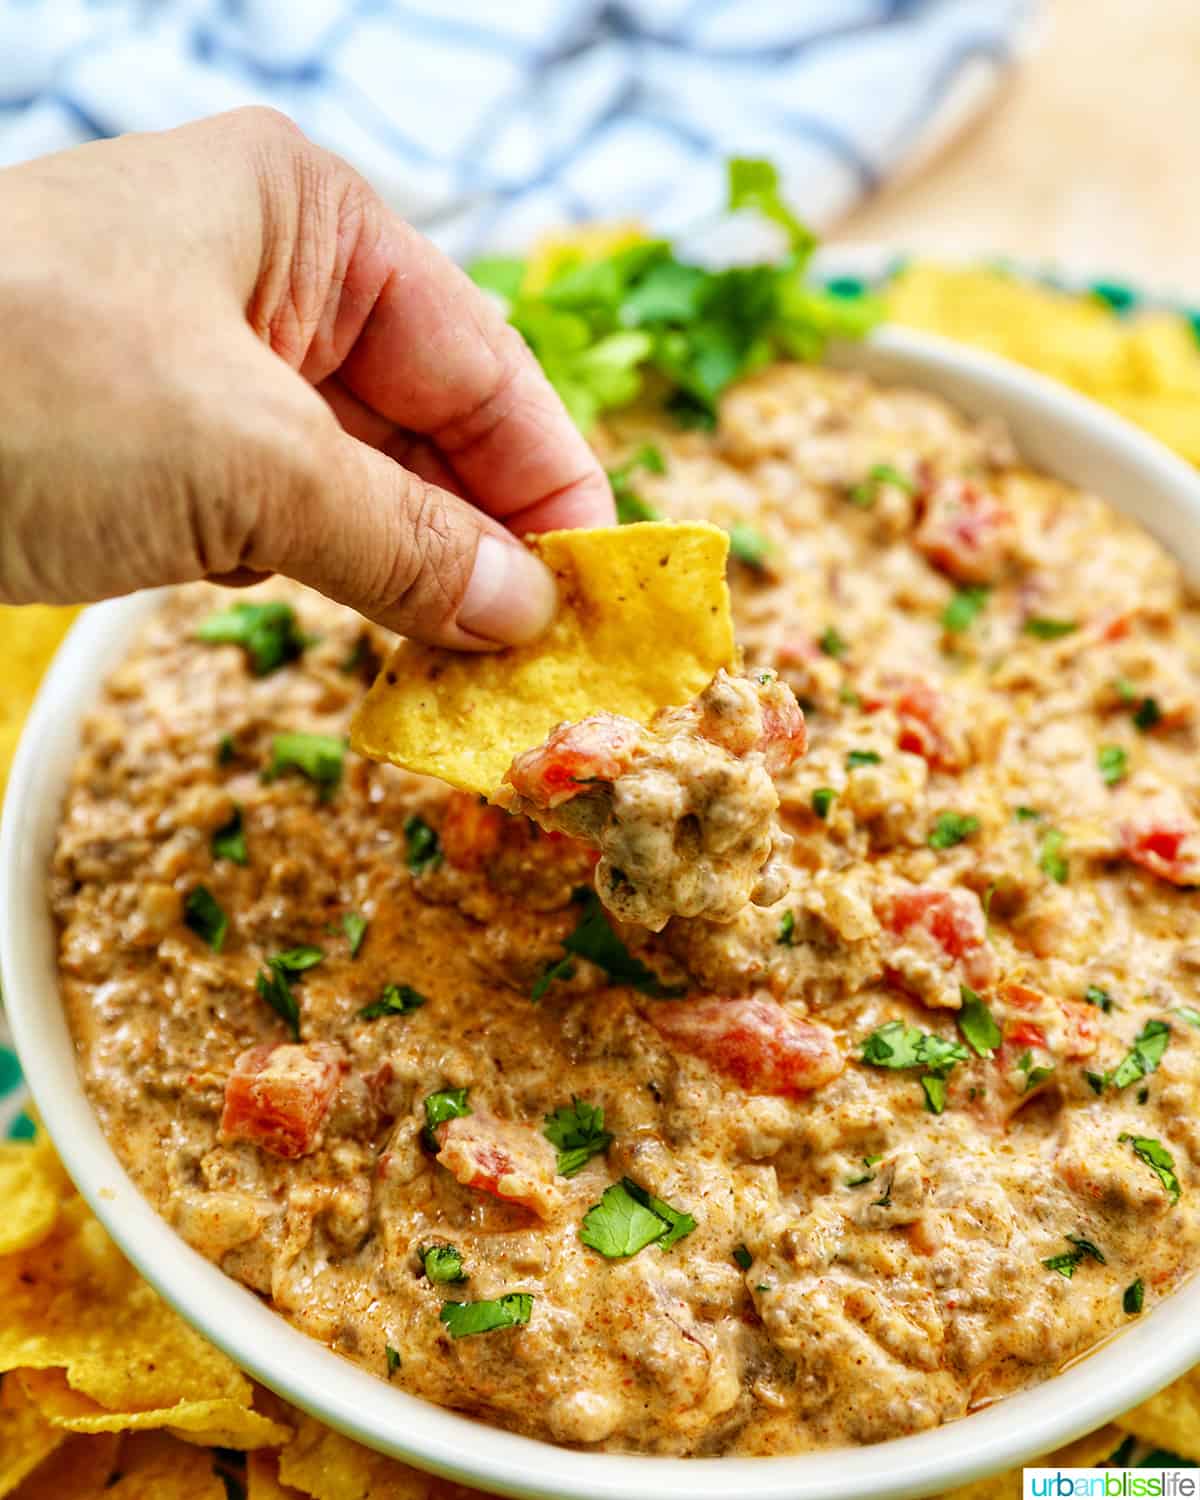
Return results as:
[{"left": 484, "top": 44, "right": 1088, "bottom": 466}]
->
[{"left": 0, "top": 0, "right": 1036, "bottom": 257}]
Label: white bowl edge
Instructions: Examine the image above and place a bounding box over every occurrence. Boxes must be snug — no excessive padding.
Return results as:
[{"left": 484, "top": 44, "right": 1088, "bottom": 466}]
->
[{"left": 4, "top": 324, "right": 1200, "bottom": 1500}]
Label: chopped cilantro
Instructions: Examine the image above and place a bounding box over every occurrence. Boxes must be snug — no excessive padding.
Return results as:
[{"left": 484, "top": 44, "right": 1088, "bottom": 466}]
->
[
  {"left": 1016, "top": 1050, "right": 1055, "bottom": 1092},
  {"left": 580, "top": 1178, "right": 696, "bottom": 1258},
  {"left": 421, "top": 1244, "right": 467, "bottom": 1284},
  {"left": 439, "top": 1294, "right": 533, "bottom": 1340},
  {"left": 531, "top": 955, "right": 575, "bottom": 1003},
  {"left": 777, "top": 909, "right": 797, "bottom": 946},
  {"left": 1124, "top": 1278, "right": 1145, "bottom": 1315},
  {"left": 1119, "top": 1133, "right": 1181, "bottom": 1203},
  {"left": 1067, "top": 1233, "right": 1106, "bottom": 1263},
  {"left": 1110, "top": 1019, "right": 1171, "bottom": 1090},
  {"left": 1024, "top": 617, "right": 1079, "bottom": 641},
  {"left": 1174, "top": 1006, "right": 1200, "bottom": 1029},
  {"left": 543, "top": 1098, "right": 612, "bottom": 1177},
  {"left": 562, "top": 892, "right": 683, "bottom": 997},
  {"left": 1113, "top": 676, "right": 1138, "bottom": 704},
  {"left": 928, "top": 810, "right": 980, "bottom": 850},
  {"left": 196, "top": 600, "right": 310, "bottom": 676},
  {"left": 1134, "top": 696, "right": 1163, "bottom": 732},
  {"left": 256, "top": 963, "right": 299, "bottom": 1041},
  {"left": 360, "top": 983, "right": 427, "bottom": 1020},
  {"left": 184, "top": 886, "right": 227, "bottom": 952},
  {"left": 838, "top": 684, "right": 862, "bottom": 707},
  {"left": 849, "top": 464, "right": 913, "bottom": 508},
  {"left": 811, "top": 787, "right": 835, "bottom": 819},
  {"left": 1038, "top": 828, "right": 1069, "bottom": 884},
  {"left": 733, "top": 1244, "right": 753, "bottom": 1270},
  {"left": 1098, "top": 744, "right": 1129, "bottom": 785},
  {"left": 342, "top": 911, "right": 368, "bottom": 958},
  {"left": 271, "top": 945, "right": 324, "bottom": 974},
  {"left": 608, "top": 444, "right": 666, "bottom": 524},
  {"left": 423, "top": 1088, "right": 470, "bottom": 1148},
  {"left": 845, "top": 1154, "right": 883, "bottom": 1188},
  {"left": 957, "top": 986, "right": 1001, "bottom": 1058},
  {"left": 860, "top": 1020, "right": 968, "bottom": 1114},
  {"left": 921, "top": 1076, "right": 948, "bottom": 1114},
  {"left": 1086, "top": 1070, "right": 1106, "bottom": 1096},
  {"left": 385, "top": 1345, "right": 400, "bottom": 1377},
  {"left": 846, "top": 748, "right": 881, "bottom": 769},
  {"left": 941, "top": 585, "right": 990, "bottom": 634},
  {"left": 1014, "top": 805, "right": 1042, "bottom": 821},
  {"left": 212, "top": 806, "right": 247, "bottom": 866},
  {"left": 1043, "top": 1233, "right": 1105, "bottom": 1279},
  {"left": 818, "top": 626, "right": 847, "bottom": 659},
  {"left": 727, "top": 524, "right": 772, "bottom": 572},
  {"left": 1085, "top": 985, "right": 1115, "bottom": 1013},
  {"left": 727, "top": 156, "right": 815, "bottom": 255},
  {"left": 404, "top": 814, "right": 443, "bottom": 874},
  {"left": 217, "top": 733, "right": 236, "bottom": 766},
  {"left": 266, "top": 732, "right": 344, "bottom": 797}
]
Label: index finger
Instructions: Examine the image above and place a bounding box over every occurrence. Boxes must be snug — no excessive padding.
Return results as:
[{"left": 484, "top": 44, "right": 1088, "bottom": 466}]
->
[{"left": 335, "top": 218, "right": 614, "bottom": 532}]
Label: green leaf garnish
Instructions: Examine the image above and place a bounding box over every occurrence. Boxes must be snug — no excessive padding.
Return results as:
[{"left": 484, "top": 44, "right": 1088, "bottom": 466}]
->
[
  {"left": 928, "top": 811, "right": 980, "bottom": 850},
  {"left": 360, "top": 983, "right": 427, "bottom": 1020},
  {"left": 256, "top": 963, "right": 300, "bottom": 1041},
  {"left": 266, "top": 732, "right": 344, "bottom": 797},
  {"left": 727, "top": 524, "right": 772, "bottom": 572},
  {"left": 423, "top": 1087, "right": 471, "bottom": 1148},
  {"left": 811, "top": 787, "right": 835, "bottom": 819},
  {"left": 217, "top": 733, "right": 236, "bottom": 766},
  {"left": 1134, "top": 696, "right": 1163, "bottom": 732},
  {"left": 531, "top": 955, "right": 575, "bottom": 1003},
  {"left": 727, "top": 156, "right": 815, "bottom": 255},
  {"left": 468, "top": 256, "right": 527, "bottom": 303},
  {"left": 846, "top": 748, "right": 881, "bottom": 769},
  {"left": 777, "top": 910, "right": 797, "bottom": 946},
  {"left": 845, "top": 1153, "right": 883, "bottom": 1187},
  {"left": 848, "top": 463, "right": 914, "bottom": 508},
  {"left": 1119, "top": 1133, "right": 1181, "bottom": 1203},
  {"left": 271, "top": 945, "right": 324, "bottom": 974},
  {"left": 921, "top": 1076, "right": 948, "bottom": 1114},
  {"left": 342, "top": 911, "right": 368, "bottom": 958},
  {"left": 1042, "top": 1233, "right": 1104, "bottom": 1279},
  {"left": 1098, "top": 744, "right": 1128, "bottom": 785},
  {"left": 212, "top": 806, "right": 248, "bottom": 866},
  {"left": 1024, "top": 617, "right": 1078, "bottom": 640},
  {"left": 580, "top": 1178, "right": 696, "bottom": 1259},
  {"left": 404, "top": 814, "right": 443, "bottom": 874},
  {"left": 562, "top": 892, "right": 683, "bottom": 997},
  {"left": 941, "top": 585, "right": 990, "bottom": 634},
  {"left": 1085, "top": 985, "right": 1115, "bottom": 1013},
  {"left": 860, "top": 1021, "right": 969, "bottom": 1114},
  {"left": 957, "top": 986, "right": 1001, "bottom": 1057},
  {"left": 421, "top": 1244, "right": 467, "bottom": 1284},
  {"left": 1038, "top": 828, "right": 1069, "bottom": 884},
  {"left": 543, "top": 1098, "right": 613, "bottom": 1177},
  {"left": 818, "top": 626, "right": 847, "bottom": 659},
  {"left": 385, "top": 1345, "right": 401, "bottom": 1377},
  {"left": 1110, "top": 1019, "right": 1171, "bottom": 1090},
  {"left": 733, "top": 1244, "right": 753, "bottom": 1270},
  {"left": 1124, "top": 1278, "right": 1145, "bottom": 1315},
  {"left": 608, "top": 444, "right": 666, "bottom": 525},
  {"left": 439, "top": 1294, "right": 533, "bottom": 1339},
  {"left": 1016, "top": 1050, "right": 1055, "bottom": 1092},
  {"left": 196, "top": 600, "right": 311, "bottom": 677},
  {"left": 1014, "top": 805, "right": 1041, "bottom": 821},
  {"left": 1174, "top": 1006, "right": 1200, "bottom": 1028},
  {"left": 184, "top": 886, "right": 227, "bottom": 952}
]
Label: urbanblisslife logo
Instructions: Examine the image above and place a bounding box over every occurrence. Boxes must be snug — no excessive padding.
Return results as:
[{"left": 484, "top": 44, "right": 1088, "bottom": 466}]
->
[{"left": 1025, "top": 1471, "right": 1199, "bottom": 1497}]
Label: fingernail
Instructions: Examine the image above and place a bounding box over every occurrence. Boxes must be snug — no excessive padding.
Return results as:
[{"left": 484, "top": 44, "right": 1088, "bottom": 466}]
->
[{"left": 458, "top": 534, "right": 557, "bottom": 645}]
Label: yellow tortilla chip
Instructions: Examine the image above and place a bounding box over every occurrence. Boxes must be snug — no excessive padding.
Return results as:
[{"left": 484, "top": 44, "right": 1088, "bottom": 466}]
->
[
  {"left": 278, "top": 1413, "right": 460, "bottom": 1499},
  {"left": 18, "top": 1368, "right": 289, "bottom": 1449},
  {"left": 351, "top": 522, "right": 736, "bottom": 796},
  {"left": 0, "top": 1197, "right": 252, "bottom": 1414},
  {"left": 1118, "top": 1367, "right": 1200, "bottom": 1459},
  {"left": 0, "top": 1380, "right": 64, "bottom": 1497},
  {"left": 248, "top": 1450, "right": 306, "bottom": 1500},
  {"left": 932, "top": 1424, "right": 1124, "bottom": 1500},
  {"left": 0, "top": 604, "right": 79, "bottom": 800},
  {"left": 0, "top": 1144, "right": 60, "bottom": 1256},
  {"left": 99, "top": 1432, "right": 226, "bottom": 1500},
  {"left": 9, "top": 1434, "right": 121, "bottom": 1500}
]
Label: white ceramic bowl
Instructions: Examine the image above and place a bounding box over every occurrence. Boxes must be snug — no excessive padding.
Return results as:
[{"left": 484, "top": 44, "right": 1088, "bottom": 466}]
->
[{"left": 5, "top": 325, "right": 1200, "bottom": 1500}]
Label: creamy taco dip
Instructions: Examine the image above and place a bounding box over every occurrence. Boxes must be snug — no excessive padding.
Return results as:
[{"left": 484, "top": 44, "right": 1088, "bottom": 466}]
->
[{"left": 52, "top": 362, "right": 1200, "bottom": 1457}]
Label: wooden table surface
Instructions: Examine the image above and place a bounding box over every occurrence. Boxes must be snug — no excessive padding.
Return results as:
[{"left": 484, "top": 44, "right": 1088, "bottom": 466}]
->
[{"left": 833, "top": 0, "right": 1200, "bottom": 299}]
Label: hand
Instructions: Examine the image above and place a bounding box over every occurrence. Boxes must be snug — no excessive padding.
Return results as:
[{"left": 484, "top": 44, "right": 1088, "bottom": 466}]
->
[{"left": 0, "top": 108, "right": 613, "bottom": 648}]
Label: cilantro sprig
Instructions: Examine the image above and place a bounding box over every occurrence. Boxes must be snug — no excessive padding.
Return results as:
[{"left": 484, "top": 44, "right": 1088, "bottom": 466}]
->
[
  {"left": 580, "top": 1178, "right": 696, "bottom": 1259},
  {"left": 265, "top": 732, "right": 345, "bottom": 798},
  {"left": 957, "top": 986, "right": 1001, "bottom": 1058},
  {"left": 360, "top": 983, "right": 427, "bottom": 1020},
  {"left": 421, "top": 1244, "right": 467, "bottom": 1284},
  {"left": 1109, "top": 1019, "right": 1171, "bottom": 1091},
  {"left": 254, "top": 947, "right": 322, "bottom": 1040},
  {"left": 860, "top": 1020, "right": 969, "bottom": 1115},
  {"left": 928, "top": 811, "right": 980, "bottom": 850},
  {"left": 196, "top": 600, "right": 311, "bottom": 677},
  {"left": 561, "top": 892, "right": 683, "bottom": 997},
  {"left": 439, "top": 1294, "right": 533, "bottom": 1340},
  {"left": 404, "top": 815, "right": 443, "bottom": 874},
  {"left": 543, "top": 1098, "right": 613, "bottom": 1177},
  {"left": 468, "top": 159, "right": 879, "bottom": 433},
  {"left": 1043, "top": 1233, "right": 1105, "bottom": 1279},
  {"left": 941, "top": 585, "right": 989, "bottom": 634},
  {"left": 212, "top": 805, "right": 248, "bottom": 866},
  {"left": 423, "top": 1088, "right": 470, "bottom": 1149},
  {"left": 1119, "top": 1133, "right": 1181, "bottom": 1203},
  {"left": 184, "top": 886, "right": 227, "bottom": 952},
  {"left": 608, "top": 444, "right": 665, "bottom": 525}
]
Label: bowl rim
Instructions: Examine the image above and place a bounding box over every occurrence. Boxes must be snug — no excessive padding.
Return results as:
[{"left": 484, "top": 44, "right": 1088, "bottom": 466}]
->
[{"left": 6, "top": 321, "right": 1200, "bottom": 1500}]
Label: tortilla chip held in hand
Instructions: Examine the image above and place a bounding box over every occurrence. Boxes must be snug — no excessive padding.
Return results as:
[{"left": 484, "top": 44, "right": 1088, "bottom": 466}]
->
[{"left": 350, "top": 521, "right": 736, "bottom": 797}]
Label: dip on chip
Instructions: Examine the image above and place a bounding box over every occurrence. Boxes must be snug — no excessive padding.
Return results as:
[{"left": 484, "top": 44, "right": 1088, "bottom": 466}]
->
[{"left": 349, "top": 521, "right": 736, "bottom": 798}]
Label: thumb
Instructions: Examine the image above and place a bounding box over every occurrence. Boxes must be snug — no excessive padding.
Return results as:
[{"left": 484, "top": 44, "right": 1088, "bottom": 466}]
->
[{"left": 251, "top": 428, "right": 559, "bottom": 650}]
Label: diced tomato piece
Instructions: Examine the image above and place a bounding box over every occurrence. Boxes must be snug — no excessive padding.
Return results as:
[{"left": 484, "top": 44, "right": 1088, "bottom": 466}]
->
[
  {"left": 915, "top": 478, "right": 1016, "bottom": 584},
  {"left": 890, "top": 678, "right": 967, "bottom": 771},
  {"left": 880, "top": 885, "right": 996, "bottom": 993},
  {"left": 757, "top": 687, "right": 808, "bottom": 774},
  {"left": 439, "top": 793, "right": 507, "bottom": 869},
  {"left": 1121, "top": 801, "right": 1200, "bottom": 886},
  {"left": 649, "top": 996, "right": 842, "bottom": 1096},
  {"left": 220, "top": 1042, "right": 344, "bottom": 1159},
  {"left": 505, "top": 716, "right": 644, "bottom": 809},
  {"left": 435, "top": 1113, "right": 561, "bottom": 1219}
]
